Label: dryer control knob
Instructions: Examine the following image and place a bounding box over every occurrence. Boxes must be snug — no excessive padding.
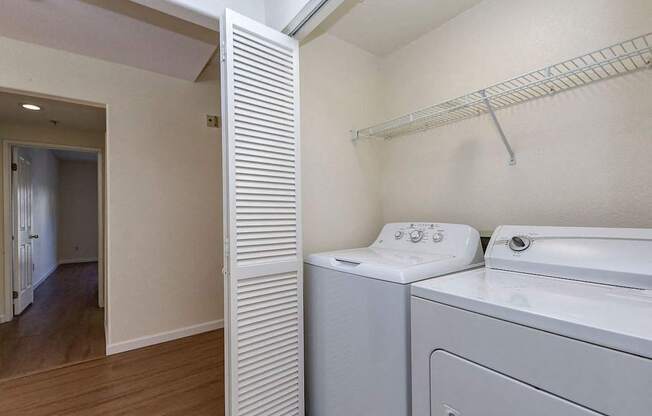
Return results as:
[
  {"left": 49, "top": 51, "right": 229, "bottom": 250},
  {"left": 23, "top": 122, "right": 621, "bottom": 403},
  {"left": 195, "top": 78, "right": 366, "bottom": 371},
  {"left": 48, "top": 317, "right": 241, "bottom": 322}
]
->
[
  {"left": 432, "top": 232, "right": 444, "bottom": 242},
  {"left": 394, "top": 231, "right": 404, "bottom": 240},
  {"left": 409, "top": 230, "right": 424, "bottom": 243},
  {"left": 509, "top": 236, "right": 531, "bottom": 252}
]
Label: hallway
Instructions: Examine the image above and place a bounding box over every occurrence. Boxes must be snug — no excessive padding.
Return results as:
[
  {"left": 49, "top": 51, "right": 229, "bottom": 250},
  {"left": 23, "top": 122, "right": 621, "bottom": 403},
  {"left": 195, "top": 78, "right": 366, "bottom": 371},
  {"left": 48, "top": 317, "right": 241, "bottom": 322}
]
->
[{"left": 0, "top": 262, "right": 104, "bottom": 380}]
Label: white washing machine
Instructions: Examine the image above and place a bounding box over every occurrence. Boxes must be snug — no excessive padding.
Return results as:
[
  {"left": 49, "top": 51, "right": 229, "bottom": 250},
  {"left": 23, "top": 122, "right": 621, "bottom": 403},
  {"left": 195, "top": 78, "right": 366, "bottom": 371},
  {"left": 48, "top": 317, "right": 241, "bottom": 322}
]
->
[
  {"left": 304, "top": 222, "right": 484, "bottom": 416},
  {"left": 411, "top": 225, "right": 652, "bottom": 416}
]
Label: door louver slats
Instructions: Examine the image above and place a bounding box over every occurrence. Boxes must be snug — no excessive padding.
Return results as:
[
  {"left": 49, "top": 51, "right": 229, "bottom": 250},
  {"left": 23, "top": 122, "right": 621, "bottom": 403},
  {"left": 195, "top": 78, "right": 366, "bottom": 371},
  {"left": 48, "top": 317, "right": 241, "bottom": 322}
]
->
[{"left": 221, "top": 9, "right": 303, "bottom": 416}]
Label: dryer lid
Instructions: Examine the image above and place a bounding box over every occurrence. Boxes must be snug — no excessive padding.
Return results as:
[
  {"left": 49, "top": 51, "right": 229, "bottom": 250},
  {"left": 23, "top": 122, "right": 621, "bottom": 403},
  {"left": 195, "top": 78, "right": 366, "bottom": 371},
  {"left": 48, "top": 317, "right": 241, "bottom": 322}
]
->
[{"left": 411, "top": 267, "right": 652, "bottom": 359}]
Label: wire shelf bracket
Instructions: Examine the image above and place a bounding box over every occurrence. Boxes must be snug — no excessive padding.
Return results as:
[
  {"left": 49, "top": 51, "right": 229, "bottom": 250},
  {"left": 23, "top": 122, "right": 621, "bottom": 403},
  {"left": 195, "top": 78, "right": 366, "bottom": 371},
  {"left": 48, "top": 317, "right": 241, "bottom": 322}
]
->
[
  {"left": 351, "top": 32, "right": 652, "bottom": 166},
  {"left": 481, "top": 89, "right": 516, "bottom": 165}
]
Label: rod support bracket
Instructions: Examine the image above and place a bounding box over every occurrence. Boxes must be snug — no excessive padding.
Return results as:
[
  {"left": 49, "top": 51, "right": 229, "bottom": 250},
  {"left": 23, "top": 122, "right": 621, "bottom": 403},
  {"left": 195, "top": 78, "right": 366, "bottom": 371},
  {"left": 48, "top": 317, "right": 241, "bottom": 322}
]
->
[
  {"left": 480, "top": 90, "right": 517, "bottom": 166},
  {"left": 350, "top": 129, "right": 360, "bottom": 142}
]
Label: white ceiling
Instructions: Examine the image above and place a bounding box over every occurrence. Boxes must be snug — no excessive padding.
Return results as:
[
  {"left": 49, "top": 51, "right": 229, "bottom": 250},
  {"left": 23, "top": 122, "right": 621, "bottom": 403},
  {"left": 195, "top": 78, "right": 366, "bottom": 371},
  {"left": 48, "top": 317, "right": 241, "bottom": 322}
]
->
[
  {"left": 327, "top": 0, "right": 484, "bottom": 56},
  {"left": 0, "top": 0, "right": 218, "bottom": 81},
  {"left": 0, "top": 91, "right": 106, "bottom": 132},
  {"left": 129, "top": 0, "right": 266, "bottom": 30}
]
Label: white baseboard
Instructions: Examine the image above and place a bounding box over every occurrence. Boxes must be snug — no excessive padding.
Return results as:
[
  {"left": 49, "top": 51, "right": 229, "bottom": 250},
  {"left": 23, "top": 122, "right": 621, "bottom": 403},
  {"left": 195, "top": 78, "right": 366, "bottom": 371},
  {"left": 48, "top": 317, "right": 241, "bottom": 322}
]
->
[
  {"left": 106, "top": 319, "right": 224, "bottom": 355},
  {"left": 59, "top": 257, "right": 98, "bottom": 265},
  {"left": 33, "top": 262, "right": 59, "bottom": 290}
]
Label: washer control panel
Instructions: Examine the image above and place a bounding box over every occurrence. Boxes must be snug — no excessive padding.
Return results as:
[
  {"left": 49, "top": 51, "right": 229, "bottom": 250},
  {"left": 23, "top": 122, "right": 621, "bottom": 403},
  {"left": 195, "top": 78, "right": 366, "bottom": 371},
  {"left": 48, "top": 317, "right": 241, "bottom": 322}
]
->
[
  {"left": 371, "top": 222, "right": 482, "bottom": 259},
  {"left": 389, "top": 223, "right": 444, "bottom": 245},
  {"left": 370, "top": 222, "right": 484, "bottom": 256},
  {"left": 409, "top": 229, "right": 424, "bottom": 242}
]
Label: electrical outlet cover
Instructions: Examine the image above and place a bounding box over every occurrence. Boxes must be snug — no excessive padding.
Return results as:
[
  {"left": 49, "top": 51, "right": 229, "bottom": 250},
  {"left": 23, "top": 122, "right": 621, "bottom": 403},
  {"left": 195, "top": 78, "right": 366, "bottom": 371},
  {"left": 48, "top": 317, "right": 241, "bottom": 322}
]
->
[{"left": 207, "top": 115, "right": 220, "bottom": 128}]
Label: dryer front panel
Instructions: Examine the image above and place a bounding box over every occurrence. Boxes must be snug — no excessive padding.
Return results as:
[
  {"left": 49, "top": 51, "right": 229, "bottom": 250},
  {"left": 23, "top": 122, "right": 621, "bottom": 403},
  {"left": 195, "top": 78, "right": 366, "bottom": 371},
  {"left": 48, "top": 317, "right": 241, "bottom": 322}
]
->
[
  {"left": 410, "top": 297, "right": 652, "bottom": 416},
  {"left": 430, "top": 351, "right": 599, "bottom": 416}
]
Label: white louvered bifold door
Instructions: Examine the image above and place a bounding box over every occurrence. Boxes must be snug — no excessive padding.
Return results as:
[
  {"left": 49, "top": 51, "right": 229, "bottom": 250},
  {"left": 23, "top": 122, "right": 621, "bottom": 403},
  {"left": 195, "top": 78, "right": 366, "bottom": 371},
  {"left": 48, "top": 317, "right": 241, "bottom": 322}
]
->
[{"left": 220, "top": 9, "right": 303, "bottom": 416}]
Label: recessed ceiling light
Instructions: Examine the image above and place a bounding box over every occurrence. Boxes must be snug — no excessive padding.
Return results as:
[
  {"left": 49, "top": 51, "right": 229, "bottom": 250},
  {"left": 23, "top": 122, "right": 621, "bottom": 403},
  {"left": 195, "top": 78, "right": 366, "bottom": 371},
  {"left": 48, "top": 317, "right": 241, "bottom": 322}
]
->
[{"left": 22, "top": 104, "right": 41, "bottom": 111}]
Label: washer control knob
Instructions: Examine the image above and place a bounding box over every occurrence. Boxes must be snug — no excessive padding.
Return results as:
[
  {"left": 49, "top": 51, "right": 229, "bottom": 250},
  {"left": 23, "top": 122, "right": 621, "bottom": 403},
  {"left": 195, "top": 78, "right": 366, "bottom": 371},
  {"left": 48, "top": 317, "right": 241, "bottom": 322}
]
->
[
  {"left": 409, "top": 230, "right": 424, "bottom": 243},
  {"left": 394, "top": 231, "right": 404, "bottom": 240},
  {"left": 509, "top": 236, "right": 531, "bottom": 252},
  {"left": 432, "top": 232, "right": 444, "bottom": 243}
]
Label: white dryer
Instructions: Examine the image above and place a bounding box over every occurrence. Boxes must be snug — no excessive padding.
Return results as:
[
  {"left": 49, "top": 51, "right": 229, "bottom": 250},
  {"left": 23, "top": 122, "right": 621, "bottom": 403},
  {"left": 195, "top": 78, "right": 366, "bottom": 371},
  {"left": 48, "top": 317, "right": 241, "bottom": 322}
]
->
[
  {"left": 411, "top": 225, "right": 652, "bottom": 416},
  {"left": 304, "top": 222, "right": 484, "bottom": 416}
]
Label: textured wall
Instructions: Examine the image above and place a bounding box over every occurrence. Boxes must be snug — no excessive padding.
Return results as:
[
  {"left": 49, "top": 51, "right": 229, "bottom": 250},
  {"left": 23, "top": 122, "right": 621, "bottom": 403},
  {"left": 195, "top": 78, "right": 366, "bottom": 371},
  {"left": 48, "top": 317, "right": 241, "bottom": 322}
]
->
[
  {"left": 300, "top": 33, "right": 385, "bottom": 254},
  {"left": 379, "top": 0, "right": 652, "bottom": 233}
]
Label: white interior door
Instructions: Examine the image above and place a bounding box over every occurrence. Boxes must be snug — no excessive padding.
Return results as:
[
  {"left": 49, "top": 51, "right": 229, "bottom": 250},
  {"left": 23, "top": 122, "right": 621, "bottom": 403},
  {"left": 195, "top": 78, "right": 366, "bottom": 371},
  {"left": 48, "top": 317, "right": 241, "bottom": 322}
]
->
[
  {"left": 12, "top": 147, "right": 35, "bottom": 315},
  {"left": 220, "top": 9, "right": 303, "bottom": 416}
]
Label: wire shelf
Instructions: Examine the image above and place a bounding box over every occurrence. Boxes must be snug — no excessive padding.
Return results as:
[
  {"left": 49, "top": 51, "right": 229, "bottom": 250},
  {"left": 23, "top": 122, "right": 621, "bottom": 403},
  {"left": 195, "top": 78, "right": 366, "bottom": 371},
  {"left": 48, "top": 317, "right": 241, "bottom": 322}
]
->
[{"left": 354, "top": 32, "right": 652, "bottom": 142}]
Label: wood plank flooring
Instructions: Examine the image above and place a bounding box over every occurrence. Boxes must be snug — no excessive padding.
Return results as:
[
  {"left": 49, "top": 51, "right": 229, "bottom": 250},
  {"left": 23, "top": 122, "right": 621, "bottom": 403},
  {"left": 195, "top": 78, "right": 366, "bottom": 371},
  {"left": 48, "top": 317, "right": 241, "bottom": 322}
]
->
[
  {"left": 0, "top": 262, "right": 105, "bottom": 380},
  {"left": 0, "top": 330, "right": 225, "bottom": 416}
]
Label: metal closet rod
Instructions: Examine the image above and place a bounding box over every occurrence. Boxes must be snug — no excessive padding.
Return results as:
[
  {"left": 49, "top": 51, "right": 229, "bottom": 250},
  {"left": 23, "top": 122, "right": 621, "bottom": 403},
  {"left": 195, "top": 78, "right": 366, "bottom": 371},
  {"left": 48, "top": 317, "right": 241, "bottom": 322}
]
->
[{"left": 351, "top": 32, "right": 652, "bottom": 166}]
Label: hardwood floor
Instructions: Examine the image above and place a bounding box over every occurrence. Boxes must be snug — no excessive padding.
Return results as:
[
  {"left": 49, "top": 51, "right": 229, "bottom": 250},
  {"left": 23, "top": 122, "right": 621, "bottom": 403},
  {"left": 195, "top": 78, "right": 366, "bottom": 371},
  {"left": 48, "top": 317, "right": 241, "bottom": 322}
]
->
[
  {"left": 0, "top": 330, "right": 225, "bottom": 416},
  {"left": 0, "top": 262, "right": 105, "bottom": 380}
]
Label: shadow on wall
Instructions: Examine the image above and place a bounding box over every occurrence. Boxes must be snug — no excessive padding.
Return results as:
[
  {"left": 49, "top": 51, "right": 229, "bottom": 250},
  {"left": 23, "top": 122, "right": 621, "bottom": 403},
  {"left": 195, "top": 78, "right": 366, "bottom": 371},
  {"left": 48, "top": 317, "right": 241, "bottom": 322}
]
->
[{"left": 57, "top": 154, "right": 99, "bottom": 264}]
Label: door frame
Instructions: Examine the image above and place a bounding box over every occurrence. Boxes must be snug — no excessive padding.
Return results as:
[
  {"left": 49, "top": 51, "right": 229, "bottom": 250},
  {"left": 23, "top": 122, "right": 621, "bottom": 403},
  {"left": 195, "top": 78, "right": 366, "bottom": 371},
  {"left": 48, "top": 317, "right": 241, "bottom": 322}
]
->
[{"left": 1, "top": 140, "right": 105, "bottom": 325}]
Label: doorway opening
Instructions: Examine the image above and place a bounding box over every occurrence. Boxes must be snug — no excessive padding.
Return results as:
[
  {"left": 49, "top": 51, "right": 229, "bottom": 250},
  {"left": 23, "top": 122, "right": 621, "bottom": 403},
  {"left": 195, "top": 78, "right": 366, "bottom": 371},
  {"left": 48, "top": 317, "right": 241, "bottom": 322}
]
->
[{"left": 0, "top": 90, "right": 106, "bottom": 380}]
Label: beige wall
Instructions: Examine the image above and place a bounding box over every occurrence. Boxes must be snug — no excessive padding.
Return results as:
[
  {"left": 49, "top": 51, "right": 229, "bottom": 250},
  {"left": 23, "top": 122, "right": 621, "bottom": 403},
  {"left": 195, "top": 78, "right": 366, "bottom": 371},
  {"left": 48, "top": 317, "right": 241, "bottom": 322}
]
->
[
  {"left": 0, "top": 26, "right": 379, "bottom": 344},
  {"left": 0, "top": 123, "right": 104, "bottom": 321},
  {"left": 58, "top": 160, "right": 98, "bottom": 262},
  {"left": 0, "top": 123, "right": 105, "bottom": 149},
  {"left": 0, "top": 36, "right": 222, "bottom": 346},
  {"left": 298, "top": 0, "right": 652, "bottom": 249},
  {"left": 300, "top": 33, "right": 385, "bottom": 254},
  {"left": 3, "top": 0, "right": 647, "bottom": 344},
  {"left": 379, "top": 0, "right": 652, "bottom": 233}
]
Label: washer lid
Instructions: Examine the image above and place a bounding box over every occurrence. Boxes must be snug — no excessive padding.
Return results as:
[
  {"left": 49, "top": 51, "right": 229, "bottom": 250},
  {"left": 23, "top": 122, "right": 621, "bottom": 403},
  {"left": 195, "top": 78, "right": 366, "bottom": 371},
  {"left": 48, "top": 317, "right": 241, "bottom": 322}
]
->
[
  {"left": 411, "top": 268, "right": 652, "bottom": 359},
  {"left": 304, "top": 222, "right": 484, "bottom": 284},
  {"left": 305, "top": 248, "right": 479, "bottom": 284}
]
